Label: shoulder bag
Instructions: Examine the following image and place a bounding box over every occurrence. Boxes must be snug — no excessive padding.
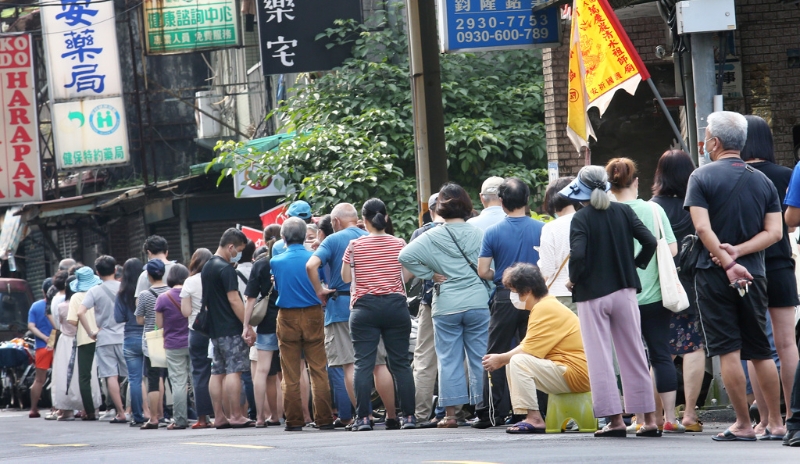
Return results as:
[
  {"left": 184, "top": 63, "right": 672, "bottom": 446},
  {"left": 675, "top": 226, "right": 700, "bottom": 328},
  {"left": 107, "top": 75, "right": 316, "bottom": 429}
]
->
[
  {"left": 546, "top": 255, "right": 570, "bottom": 290},
  {"left": 650, "top": 202, "right": 690, "bottom": 313},
  {"left": 249, "top": 285, "right": 273, "bottom": 326},
  {"left": 145, "top": 288, "right": 168, "bottom": 367},
  {"left": 443, "top": 226, "right": 492, "bottom": 292}
]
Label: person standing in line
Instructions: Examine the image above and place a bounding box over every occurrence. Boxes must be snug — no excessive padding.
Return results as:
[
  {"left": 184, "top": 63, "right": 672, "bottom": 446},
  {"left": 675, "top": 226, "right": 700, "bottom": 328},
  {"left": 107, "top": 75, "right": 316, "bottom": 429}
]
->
[
  {"left": 739, "top": 115, "right": 799, "bottom": 437},
  {"left": 605, "top": 158, "right": 680, "bottom": 433},
  {"left": 650, "top": 149, "right": 706, "bottom": 432},
  {"left": 685, "top": 111, "right": 785, "bottom": 441},
  {"left": 135, "top": 259, "right": 171, "bottom": 430},
  {"left": 271, "top": 217, "right": 334, "bottom": 432},
  {"left": 179, "top": 248, "right": 214, "bottom": 429},
  {"left": 474, "top": 178, "right": 545, "bottom": 428},
  {"left": 272, "top": 200, "right": 314, "bottom": 257},
  {"left": 114, "top": 258, "right": 147, "bottom": 427},
  {"left": 559, "top": 166, "right": 660, "bottom": 438},
  {"left": 342, "top": 199, "right": 417, "bottom": 431},
  {"left": 156, "top": 264, "right": 191, "bottom": 430},
  {"left": 201, "top": 228, "right": 254, "bottom": 429},
  {"left": 66, "top": 266, "right": 102, "bottom": 421},
  {"left": 135, "top": 236, "right": 174, "bottom": 299},
  {"left": 468, "top": 176, "right": 507, "bottom": 231},
  {"left": 235, "top": 240, "right": 257, "bottom": 422},
  {"left": 27, "top": 280, "right": 54, "bottom": 418},
  {"left": 399, "top": 184, "right": 490, "bottom": 429},
  {"left": 79, "top": 255, "right": 128, "bottom": 424},
  {"left": 538, "top": 177, "right": 579, "bottom": 313}
]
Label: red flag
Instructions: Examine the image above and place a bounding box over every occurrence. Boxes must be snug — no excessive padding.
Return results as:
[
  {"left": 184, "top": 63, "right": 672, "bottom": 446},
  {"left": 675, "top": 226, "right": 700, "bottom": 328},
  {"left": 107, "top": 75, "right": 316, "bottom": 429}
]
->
[{"left": 259, "top": 205, "right": 288, "bottom": 228}]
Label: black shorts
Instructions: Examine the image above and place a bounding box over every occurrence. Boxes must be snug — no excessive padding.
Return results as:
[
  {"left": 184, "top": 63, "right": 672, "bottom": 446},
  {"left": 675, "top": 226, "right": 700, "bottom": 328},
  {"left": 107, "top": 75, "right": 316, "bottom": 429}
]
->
[
  {"left": 765, "top": 267, "right": 800, "bottom": 308},
  {"left": 145, "top": 356, "right": 168, "bottom": 393},
  {"left": 695, "top": 268, "right": 771, "bottom": 360}
]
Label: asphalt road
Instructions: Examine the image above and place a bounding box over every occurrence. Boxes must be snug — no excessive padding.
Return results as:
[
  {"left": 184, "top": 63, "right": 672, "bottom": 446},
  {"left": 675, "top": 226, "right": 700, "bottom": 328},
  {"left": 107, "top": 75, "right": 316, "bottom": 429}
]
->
[{"left": 1, "top": 410, "right": 798, "bottom": 463}]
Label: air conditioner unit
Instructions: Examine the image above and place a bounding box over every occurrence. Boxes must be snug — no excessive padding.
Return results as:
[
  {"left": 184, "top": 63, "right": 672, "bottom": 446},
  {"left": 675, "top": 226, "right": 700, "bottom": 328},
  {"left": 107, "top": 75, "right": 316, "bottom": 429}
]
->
[
  {"left": 676, "top": 0, "right": 736, "bottom": 34},
  {"left": 196, "top": 90, "right": 222, "bottom": 139}
]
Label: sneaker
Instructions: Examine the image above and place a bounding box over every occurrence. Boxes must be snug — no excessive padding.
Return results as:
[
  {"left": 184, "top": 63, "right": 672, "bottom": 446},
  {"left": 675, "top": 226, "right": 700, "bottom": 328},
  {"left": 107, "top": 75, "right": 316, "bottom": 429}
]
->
[
  {"left": 566, "top": 419, "right": 579, "bottom": 432},
  {"left": 158, "top": 417, "right": 171, "bottom": 428},
  {"left": 99, "top": 409, "right": 117, "bottom": 421},
  {"left": 352, "top": 417, "right": 372, "bottom": 432},
  {"left": 783, "top": 429, "right": 800, "bottom": 447},
  {"left": 385, "top": 418, "right": 401, "bottom": 430},
  {"left": 402, "top": 415, "right": 416, "bottom": 430},
  {"left": 663, "top": 422, "right": 686, "bottom": 433}
]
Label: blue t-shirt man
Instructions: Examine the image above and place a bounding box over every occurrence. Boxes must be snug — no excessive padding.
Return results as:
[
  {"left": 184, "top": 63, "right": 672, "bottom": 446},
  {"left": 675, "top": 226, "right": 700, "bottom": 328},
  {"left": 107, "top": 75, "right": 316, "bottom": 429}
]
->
[
  {"left": 271, "top": 244, "right": 321, "bottom": 309},
  {"left": 480, "top": 216, "right": 545, "bottom": 287},
  {"left": 785, "top": 163, "right": 800, "bottom": 208},
  {"left": 27, "top": 300, "right": 53, "bottom": 350},
  {"left": 312, "top": 226, "right": 368, "bottom": 326}
]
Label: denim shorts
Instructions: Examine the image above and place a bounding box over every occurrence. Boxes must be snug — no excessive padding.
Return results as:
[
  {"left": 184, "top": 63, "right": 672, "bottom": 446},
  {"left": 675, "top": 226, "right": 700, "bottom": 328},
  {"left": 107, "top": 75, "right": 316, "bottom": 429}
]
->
[{"left": 255, "top": 333, "right": 279, "bottom": 352}]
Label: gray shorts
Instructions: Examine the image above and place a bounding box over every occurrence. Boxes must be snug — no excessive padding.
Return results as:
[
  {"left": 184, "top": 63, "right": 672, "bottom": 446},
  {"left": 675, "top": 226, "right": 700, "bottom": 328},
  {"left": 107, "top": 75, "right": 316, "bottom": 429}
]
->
[
  {"left": 211, "top": 334, "right": 250, "bottom": 375},
  {"left": 96, "top": 344, "right": 128, "bottom": 378},
  {"left": 325, "top": 322, "right": 387, "bottom": 366}
]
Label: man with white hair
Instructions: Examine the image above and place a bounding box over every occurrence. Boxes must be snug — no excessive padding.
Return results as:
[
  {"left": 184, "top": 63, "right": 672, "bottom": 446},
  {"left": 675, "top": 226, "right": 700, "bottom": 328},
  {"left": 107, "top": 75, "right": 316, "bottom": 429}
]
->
[
  {"left": 685, "top": 110, "right": 785, "bottom": 441},
  {"left": 468, "top": 176, "right": 506, "bottom": 231}
]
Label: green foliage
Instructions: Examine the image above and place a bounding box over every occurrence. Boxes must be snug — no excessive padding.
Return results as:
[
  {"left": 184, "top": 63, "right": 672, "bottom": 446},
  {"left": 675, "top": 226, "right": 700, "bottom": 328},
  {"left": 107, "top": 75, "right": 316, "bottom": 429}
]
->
[{"left": 212, "top": 4, "right": 548, "bottom": 239}]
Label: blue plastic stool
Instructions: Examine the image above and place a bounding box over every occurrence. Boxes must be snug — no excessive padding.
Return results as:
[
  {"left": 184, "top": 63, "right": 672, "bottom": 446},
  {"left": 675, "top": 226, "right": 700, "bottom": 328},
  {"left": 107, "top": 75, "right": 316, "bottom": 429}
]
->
[{"left": 544, "top": 391, "right": 597, "bottom": 433}]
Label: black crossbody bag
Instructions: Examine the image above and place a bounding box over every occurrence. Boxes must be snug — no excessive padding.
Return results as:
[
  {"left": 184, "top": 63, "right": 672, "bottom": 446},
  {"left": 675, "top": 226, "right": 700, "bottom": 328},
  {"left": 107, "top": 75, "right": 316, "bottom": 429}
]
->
[{"left": 443, "top": 226, "right": 492, "bottom": 292}]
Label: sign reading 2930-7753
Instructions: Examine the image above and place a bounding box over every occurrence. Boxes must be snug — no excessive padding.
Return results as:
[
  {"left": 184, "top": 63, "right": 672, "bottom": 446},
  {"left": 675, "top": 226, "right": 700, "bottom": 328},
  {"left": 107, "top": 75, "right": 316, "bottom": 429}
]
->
[
  {"left": 437, "top": 0, "right": 561, "bottom": 53},
  {"left": 41, "top": 0, "right": 130, "bottom": 170}
]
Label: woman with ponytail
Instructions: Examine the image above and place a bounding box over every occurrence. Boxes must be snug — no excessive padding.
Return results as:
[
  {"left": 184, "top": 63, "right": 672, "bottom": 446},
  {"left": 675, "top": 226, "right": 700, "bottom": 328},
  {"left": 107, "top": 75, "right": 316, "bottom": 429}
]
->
[
  {"left": 342, "top": 198, "right": 416, "bottom": 431},
  {"left": 559, "top": 166, "right": 660, "bottom": 438}
]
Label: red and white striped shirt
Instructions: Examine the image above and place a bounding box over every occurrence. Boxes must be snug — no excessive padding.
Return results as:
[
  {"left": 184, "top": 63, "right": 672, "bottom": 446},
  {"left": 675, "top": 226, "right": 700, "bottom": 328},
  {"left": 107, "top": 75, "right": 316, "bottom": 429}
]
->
[{"left": 343, "top": 234, "right": 406, "bottom": 305}]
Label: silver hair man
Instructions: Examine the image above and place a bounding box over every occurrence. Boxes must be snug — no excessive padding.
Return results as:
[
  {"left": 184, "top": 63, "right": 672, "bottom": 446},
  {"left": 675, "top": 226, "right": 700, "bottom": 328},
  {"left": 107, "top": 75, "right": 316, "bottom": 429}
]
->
[
  {"left": 281, "top": 217, "right": 308, "bottom": 245},
  {"left": 707, "top": 111, "right": 748, "bottom": 152}
]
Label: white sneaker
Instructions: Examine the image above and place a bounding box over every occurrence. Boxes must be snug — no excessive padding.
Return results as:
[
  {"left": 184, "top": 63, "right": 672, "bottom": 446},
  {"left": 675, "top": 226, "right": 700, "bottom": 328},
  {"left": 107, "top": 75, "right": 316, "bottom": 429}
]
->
[{"left": 99, "top": 409, "right": 117, "bottom": 421}]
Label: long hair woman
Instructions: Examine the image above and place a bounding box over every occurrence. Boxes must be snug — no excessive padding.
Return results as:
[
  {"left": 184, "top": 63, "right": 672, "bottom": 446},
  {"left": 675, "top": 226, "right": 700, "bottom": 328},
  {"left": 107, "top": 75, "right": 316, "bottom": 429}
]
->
[
  {"left": 560, "top": 165, "right": 660, "bottom": 437},
  {"left": 179, "top": 248, "right": 214, "bottom": 428},
  {"left": 113, "top": 258, "right": 145, "bottom": 425},
  {"left": 342, "top": 198, "right": 416, "bottom": 431},
  {"left": 606, "top": 158, "right": 680, "bottom": 433},
  {"left": 651, "top": 149, "right": 705, "bottom": 432}
]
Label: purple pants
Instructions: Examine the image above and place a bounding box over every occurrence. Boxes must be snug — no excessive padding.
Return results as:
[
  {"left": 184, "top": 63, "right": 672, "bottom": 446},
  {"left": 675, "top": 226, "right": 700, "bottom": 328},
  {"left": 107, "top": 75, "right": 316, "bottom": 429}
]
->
[{"left": 577, "top": 288, "right": 655, "bottom": 417}]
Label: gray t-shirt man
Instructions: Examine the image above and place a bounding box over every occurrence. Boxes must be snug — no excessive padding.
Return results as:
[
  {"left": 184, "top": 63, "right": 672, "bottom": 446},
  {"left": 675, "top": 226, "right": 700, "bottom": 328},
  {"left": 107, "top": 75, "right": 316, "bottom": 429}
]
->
[{"left": 82, "top": 280, "right": 123, "bottom": 347}]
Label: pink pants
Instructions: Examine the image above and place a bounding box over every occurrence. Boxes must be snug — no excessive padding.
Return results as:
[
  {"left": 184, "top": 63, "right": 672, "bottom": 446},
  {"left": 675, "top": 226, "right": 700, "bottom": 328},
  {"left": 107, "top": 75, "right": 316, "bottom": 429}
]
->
[{"left": 577, "top": 288, "right": 655, "bottom": 417}]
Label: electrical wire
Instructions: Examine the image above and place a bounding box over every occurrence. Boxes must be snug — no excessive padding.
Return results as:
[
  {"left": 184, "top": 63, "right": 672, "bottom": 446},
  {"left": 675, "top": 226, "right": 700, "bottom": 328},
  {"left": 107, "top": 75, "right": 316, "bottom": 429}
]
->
[{"left": 2, "top": 2, "right": 144, "bottom": 36}]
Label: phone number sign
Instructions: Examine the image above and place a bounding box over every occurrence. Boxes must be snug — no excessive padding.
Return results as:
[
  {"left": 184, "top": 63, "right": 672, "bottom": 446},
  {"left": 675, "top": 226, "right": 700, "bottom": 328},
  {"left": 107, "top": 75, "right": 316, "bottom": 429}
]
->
[{"left": 438, "top": 0, "right": 561, "bottom": 53}]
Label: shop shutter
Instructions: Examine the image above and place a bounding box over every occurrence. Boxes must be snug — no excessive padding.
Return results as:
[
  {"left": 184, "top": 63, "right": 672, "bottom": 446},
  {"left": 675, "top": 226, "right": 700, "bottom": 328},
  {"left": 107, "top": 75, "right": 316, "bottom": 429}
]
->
[{"left": 190, "top": 218, "right": 263, "bottom": 253}]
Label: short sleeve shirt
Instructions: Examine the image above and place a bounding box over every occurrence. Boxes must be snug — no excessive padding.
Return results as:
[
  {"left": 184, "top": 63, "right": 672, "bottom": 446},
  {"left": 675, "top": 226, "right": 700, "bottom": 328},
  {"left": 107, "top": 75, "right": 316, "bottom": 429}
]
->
[
  {"left": 134, "top": 286, "right": 169, "bottom": 356},
  {"left": 785, "top": 162, "right": 800, "bottom": 208},
  {"left": 342, "top": 235, "right": 406, "bottom": 306},
  {"left": 66, "top": 293, "right": 95, "bottom": 346},
  {"left": 270, "top": 245, "right": 321, "bottom": 309},
  {"left": 684, "top": 158, "right": 782, "bottom": 277},
  {"left": 200, "top": 256, "right": 243, "bottom": 339},
  {"left": 480, "top": 216, "right": 545, "bottom": 286},
  {"left": 313, "top": 226, "right": 369, "bottom": 325},
  {"left": 135, "top": 261, "right": 175, "bottom": 297},
  {"left": 155, "top": 288, "right": 189, "bottom": 350},
  {"left": 179, "top": 274, "right": 203, "bottom": 328},
  {"left": 81, "top": 280, "right": 123, "bottom": 346},
  {"left": 622, "top": 199, "right": 676, "bottom": 305},
  {"left": 27, "top": 300, "right": 52, "bottom": 350}
]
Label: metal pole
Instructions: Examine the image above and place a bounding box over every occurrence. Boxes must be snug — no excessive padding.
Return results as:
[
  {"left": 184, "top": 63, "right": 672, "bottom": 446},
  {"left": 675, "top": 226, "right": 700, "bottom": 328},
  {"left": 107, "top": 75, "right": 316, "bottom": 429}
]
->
[
  {"left": 646, "top": 78, "right": 689, "bottom": 154},
  {"left": 691, "top": 33, "right": 717, "bottom": 167},
  {"left": 680, "top": 44, "right": 699, "bottom": 162},
  {"left": 405, "top": 0, "right": 448, "bottom": 221},
  {"left": 126, "top": 11, "right": 149, "bottom": 186}
]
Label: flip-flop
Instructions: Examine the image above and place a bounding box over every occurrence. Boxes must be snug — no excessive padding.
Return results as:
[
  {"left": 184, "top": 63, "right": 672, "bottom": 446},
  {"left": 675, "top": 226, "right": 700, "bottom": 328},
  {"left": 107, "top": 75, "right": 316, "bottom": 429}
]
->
[
  {"left": 191, "top": 422, "right": 212, "bottom": 429},
  {"left": 594, "top": 426, "right": 627, "bottom": 438},
  {"left": 506, "top": 421, "right": 545, "bottom": 434},
  {"left": 266, "top": 421, "right": 281, "bottom": 426},
  {"left": 215, "top": 423, "right": 232, "bottom": 430},
  {"left": 712, "top": 428, "right": 757, "bottom": 441},
  {"left": 231, "top": 421, "right": 256, "bottom": 428},
  {"left": 285, "top": 426, "right": 303, "bottom": 431},
  {"left": 110, "top": 418, "right": 127, "bottom": 424},
  {"left": 759, "top": 428, "right": 785, "bottom": 441},
  {"left": 255, "top": 422, "right": 267, "bottom": 428},
  {"left": 636, "top": 426, "right": 662, "bottom": 437}
]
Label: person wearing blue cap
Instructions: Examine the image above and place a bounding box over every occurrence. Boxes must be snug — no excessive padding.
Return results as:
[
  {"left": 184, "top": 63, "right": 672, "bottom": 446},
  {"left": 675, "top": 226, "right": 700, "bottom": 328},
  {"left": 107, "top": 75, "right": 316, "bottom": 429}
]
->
[{"left": 272, "top": 201, "right": 313, "bottom": 257}]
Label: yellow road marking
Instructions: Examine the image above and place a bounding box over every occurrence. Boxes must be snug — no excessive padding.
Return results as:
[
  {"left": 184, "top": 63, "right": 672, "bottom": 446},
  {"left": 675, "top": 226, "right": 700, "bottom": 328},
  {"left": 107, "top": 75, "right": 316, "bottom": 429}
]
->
[
  {"left": 22, "top": 444, "right": 89, "bottom": 448},
  {"left": 425, "top": 462, "right": 500, "bottom": 464},
  {"left": 181, "top": 442, "right": 273, "bottom": 450}
]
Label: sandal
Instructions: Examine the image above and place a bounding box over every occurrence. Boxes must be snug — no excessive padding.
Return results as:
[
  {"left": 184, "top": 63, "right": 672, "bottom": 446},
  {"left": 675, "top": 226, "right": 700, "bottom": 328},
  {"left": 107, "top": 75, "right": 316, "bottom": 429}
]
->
[
  {"left": 191, "top": 421, "right": 212, "bottom": 429},
  {"left": 636, "top": 425, "right": 662, "bottom": 437},
  {"left": 167, "top": 423, "right": 187, "bottom": 430},
  {"left": 436, "top": 416, "right": 459, "bottom": 429},
  {"left": 683, "top": 421, "right": 703, "bottom": 432},
  {"left": 506, "top": 421, "right": 545, "bottom": 434},
  {"left": 594, "top": 425, "right": 626, "bottom": 438},
  {"left": 140, "top": 422, "right": 159, "bottom": 430}
]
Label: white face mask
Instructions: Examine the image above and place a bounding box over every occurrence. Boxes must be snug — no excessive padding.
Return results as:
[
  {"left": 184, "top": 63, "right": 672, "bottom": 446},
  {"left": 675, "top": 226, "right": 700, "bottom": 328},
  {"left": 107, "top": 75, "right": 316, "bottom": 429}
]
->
[
  {"left": 509, "top": 292, "right": 527, "bottom": 310},
  {"left": 230, "top": 248, "right": 242, "bottom": 263}
]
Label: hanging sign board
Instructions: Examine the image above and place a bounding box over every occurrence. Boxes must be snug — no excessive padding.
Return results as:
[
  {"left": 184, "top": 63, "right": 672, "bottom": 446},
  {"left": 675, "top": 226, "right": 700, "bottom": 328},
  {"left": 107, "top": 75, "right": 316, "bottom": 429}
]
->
[
  {"left": 256, "top": 0, "right": 363, "bottom": 75},
  {"left": 0, "top": 34, "right": 42, "bottom": 204},
  {"left": 437, "top": 0, "right": 562, "bottom": 53},
  {"left": 41, "top": 0, "right": 130, "bottom": 169},
  {"left": 143, "top": 0, "right": 242, "bottom": 54}
]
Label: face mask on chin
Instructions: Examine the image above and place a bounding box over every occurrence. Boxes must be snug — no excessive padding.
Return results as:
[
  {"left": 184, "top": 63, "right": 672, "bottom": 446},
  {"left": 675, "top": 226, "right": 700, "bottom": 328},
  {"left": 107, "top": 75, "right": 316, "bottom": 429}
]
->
[{"left": 509, "top": 292, "right": 527, "bottom": 310}]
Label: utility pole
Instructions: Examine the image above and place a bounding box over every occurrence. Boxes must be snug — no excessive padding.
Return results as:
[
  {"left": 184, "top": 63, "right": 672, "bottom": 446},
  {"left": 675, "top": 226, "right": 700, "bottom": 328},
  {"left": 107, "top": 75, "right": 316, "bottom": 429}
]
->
[
  {"left": 406, "top": 0, "right": 448, "bottom": 220},
  {"left": 691, "top": 33, "right": 717, "bottom": 167}
]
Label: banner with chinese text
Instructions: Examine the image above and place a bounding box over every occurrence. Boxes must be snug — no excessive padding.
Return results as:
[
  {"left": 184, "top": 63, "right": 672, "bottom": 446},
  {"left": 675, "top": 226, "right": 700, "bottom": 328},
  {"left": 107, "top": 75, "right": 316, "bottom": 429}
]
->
[
  {"left": 0, "top": 34, "right": 42, "bottom": 204},
  {"left": 566, "top": 0, "right": 649, "bottom": 151},
  {"left": 144, "top": 0, "right": 241, "bottom": 54},
  {"left": 42, "top": 0, "right": 130, "bottom": 169},
  {"left": 256, "top": 0, "right": 362, "bottom": 75}
]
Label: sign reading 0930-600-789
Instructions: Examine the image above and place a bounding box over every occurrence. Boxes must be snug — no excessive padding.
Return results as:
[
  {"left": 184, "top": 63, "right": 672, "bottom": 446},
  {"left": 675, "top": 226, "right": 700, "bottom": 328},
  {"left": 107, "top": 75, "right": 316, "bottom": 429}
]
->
[{"left": 437, "top": 0, "right": 562, "bottom": 53}]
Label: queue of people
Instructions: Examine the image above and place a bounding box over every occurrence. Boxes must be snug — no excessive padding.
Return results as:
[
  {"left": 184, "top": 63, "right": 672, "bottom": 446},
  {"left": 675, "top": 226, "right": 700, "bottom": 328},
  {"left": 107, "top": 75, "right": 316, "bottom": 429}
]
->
[{"left": 22, "top": 110, "right": 800, "bottom": 447}]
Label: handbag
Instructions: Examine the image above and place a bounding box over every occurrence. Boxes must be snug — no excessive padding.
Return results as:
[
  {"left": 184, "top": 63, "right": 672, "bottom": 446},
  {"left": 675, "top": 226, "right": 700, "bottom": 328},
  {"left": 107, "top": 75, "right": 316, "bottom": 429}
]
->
[
  {"left": 145, "top": 328, "right": 167, "bottom": 368},
  {"left": 650, "top": 202, "right": 690, "bottom": 313},
  {"left": 442, "top": 225, "right": 492, "bottom": 292},
  {"left": 249, "top": 285, "right": 273, "bottom": 326},
  {"left": 46, "top": 329, "right": 59, "bottom": 350}
]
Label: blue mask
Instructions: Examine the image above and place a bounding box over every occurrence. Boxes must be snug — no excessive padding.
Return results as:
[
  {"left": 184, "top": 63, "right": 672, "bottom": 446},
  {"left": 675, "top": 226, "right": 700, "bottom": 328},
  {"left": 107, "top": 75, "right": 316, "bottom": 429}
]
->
[{"left": 231, "top": 250, "right": 242, "bottom": 264}]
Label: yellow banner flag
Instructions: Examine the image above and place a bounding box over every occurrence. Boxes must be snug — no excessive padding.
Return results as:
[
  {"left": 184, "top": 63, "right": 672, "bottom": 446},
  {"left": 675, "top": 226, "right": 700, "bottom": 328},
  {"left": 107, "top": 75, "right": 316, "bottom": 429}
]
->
[{"left": 567, "top": 0, "right": 651, "bottom": 152}]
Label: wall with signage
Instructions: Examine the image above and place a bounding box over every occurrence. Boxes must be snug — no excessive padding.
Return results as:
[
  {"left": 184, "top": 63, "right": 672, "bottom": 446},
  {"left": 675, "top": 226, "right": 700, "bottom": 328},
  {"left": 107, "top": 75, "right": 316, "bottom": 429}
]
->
[
  {"left": 42, "top": 0, "right": 130, "bottom": 170},
  {"left": 143, "top": 0, "right": 241, "bottom": 54},
  {"left": 0, "top": 34, "right": 41, "bottom": 204}
]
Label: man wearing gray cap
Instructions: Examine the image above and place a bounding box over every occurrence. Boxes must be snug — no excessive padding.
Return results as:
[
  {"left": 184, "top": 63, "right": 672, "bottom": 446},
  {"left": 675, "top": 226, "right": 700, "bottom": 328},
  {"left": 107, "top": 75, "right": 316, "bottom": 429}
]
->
[{"left": 468, "top": 176, "right": 506, "bottom": 231}]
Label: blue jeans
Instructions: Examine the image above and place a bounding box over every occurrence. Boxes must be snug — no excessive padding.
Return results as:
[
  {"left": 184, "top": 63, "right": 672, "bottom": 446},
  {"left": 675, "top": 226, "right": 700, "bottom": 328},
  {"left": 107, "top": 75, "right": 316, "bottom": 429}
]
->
[
  {"left": 123, "top": 334, "right": 145, "bottom": 423},
  {"left": 432, "top": 309, "right": 490, "bottom": 407},
  {"left": 327, "top": 366, "right": 352, "bottom": 421},
  {"left": 189, "top": 329, "right": 213, "bottom": 416}
]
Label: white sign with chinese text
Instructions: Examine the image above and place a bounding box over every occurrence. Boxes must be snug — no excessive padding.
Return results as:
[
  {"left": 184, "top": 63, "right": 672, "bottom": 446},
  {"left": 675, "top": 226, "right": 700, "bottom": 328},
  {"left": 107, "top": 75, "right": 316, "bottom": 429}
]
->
[
  {"left": 0, "top": 34, "right": 42, "bottom": 204},
  {"left": 42, "top": 0, "right": 129, "bottom": 169}
]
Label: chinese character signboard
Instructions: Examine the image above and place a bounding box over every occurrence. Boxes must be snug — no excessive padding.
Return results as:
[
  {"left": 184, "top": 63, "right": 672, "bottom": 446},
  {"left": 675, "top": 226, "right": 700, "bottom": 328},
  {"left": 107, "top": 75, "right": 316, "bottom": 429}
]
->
[
  {"left": 144, "top": 0, "right": 241, "bottom": 54},
  {"left": 437, "top": 0, "right": 561, "bottom": 53},
  {"left": 256, "top": 0, "right": 363, "bottom": 75},
  {"left": 0, "top": 34, "right": 41, "bottom": 204},
  {"left": 42, "top": 0, "right": 129, "bottom": 169}
]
